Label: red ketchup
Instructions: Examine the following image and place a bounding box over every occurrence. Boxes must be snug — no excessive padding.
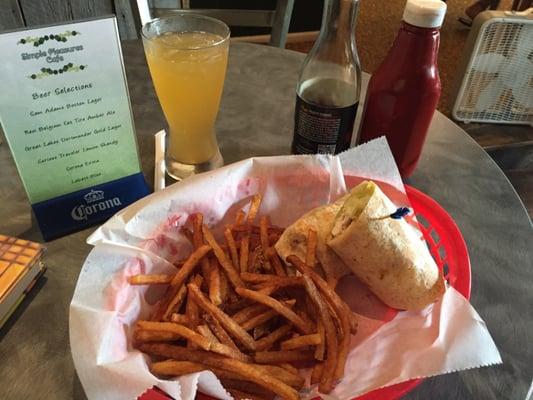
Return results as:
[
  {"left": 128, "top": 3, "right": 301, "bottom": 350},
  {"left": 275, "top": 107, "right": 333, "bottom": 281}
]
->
[{"left": 358, "top": 0, "right": 447, "bottom": 178}]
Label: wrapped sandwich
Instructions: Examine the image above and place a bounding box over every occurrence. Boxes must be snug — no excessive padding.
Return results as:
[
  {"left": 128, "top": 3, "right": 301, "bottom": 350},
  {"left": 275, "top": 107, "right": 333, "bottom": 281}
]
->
[
  {"left": 328, "top": 181, "right": 445, "bottom": 310},
  {"left": 275, "top": 196, "right": 351, "bottom": 287}
]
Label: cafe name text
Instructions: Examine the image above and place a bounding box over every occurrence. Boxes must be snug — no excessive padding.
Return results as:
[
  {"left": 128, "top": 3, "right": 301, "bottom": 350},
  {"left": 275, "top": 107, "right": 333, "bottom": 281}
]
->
[{"left": 21, "top": 45, "right": 84, "bottom": 64}]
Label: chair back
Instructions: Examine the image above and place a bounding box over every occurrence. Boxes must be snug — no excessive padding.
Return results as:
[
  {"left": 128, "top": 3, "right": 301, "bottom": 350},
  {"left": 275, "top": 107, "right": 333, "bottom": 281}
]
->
[{"left": 135, "top": 0, "right": 294, "bottom": 48}]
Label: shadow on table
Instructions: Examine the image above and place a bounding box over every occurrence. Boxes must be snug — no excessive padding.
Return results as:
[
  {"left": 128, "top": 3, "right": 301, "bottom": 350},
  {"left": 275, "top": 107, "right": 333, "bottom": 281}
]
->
[{"left": 0, "top": 275, "right": 47, "bottom": 341}]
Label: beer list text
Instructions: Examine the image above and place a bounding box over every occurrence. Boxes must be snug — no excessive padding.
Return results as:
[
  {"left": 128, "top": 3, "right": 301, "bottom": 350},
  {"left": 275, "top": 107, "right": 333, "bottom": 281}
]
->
[{"left": 24, "top": 81, "right": 123, "bottom": 185}]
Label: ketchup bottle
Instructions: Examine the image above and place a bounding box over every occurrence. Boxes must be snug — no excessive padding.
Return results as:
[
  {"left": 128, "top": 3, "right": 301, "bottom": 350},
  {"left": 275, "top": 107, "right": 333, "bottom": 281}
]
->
[{"left": 358, "top": 0, "right": 447, "bottom": 178}]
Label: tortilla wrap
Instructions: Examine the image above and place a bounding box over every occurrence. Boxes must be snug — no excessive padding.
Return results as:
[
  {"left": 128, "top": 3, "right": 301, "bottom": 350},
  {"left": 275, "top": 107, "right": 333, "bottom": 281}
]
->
[
  {"left": 328, "top": 181, "right": 445, "bottom": 310},
  {"left": 275, "top": 196, "right": 350, "bottom": 287}
]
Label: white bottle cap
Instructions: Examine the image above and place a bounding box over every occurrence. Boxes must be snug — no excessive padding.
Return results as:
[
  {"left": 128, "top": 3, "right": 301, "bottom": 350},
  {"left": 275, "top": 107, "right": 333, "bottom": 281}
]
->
[{"left": 403, "top": 0, "right": 447, "bottom": 28}]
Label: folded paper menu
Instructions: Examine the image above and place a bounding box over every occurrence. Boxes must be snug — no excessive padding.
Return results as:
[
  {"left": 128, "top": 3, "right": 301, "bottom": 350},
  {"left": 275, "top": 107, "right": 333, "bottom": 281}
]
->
[
  {"left": 0, "top": 234, "right": 45, "bottom": 327},
  {"left": 70, "top": 138, "right": 502, "bottom": 399}
]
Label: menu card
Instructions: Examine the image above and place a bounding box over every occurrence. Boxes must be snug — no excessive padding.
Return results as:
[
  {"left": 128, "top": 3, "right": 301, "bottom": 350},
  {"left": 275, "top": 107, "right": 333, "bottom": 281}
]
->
[{"left": 0, "top": 16, "right": 149, "bottom": 240}]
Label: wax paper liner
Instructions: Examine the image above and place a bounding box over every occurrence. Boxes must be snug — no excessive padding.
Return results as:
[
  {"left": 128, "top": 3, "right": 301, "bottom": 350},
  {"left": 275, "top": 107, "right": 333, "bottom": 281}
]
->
[{"left": 70, "top": 137, "right": 501, "bottom": 400}]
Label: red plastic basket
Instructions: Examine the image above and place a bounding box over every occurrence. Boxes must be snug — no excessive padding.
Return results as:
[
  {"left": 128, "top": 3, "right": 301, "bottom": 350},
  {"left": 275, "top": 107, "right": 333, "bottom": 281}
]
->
[{"left": 139, "top": 183, "right": 471, "bottom": 400}]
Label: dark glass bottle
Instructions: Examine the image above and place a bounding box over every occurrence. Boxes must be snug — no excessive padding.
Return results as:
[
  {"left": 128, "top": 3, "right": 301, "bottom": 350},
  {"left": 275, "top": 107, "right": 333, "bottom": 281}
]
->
[{"left": 292, "top": 0, "right": 361, "bottom": 155}]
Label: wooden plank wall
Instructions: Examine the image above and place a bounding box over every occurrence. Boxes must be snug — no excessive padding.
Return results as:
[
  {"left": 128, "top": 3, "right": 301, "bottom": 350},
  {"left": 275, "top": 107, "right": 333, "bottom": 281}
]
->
[
  {"left": 0, "top": 0, "right": 24, "bottom": 30},
  {"left": 0, "top": 0, "right": 140, "bottom": 39}
]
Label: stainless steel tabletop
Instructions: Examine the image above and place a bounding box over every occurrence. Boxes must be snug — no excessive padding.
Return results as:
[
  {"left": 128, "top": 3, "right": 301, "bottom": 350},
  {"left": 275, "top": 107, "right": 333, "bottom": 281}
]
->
[{"left": 0, "top": 41, "right": 531, "bottom": 400}]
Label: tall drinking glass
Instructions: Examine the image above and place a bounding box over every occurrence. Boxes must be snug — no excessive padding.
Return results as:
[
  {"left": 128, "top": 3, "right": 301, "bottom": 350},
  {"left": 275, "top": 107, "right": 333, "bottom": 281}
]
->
[{"left": 142, "top": 14, "right": 230, "bottom": 180}]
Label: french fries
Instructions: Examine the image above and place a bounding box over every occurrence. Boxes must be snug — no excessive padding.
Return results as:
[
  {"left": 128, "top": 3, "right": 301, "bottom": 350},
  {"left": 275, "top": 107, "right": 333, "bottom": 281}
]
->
[
  {"left": 151, "top": 360, "right": 207, "bottom": 376},
  {"left": 255, "top": 324, "right": 293, "bottom": 351},
  {"left": 315, "top": 319, "right": 325, "bottom": 360},
  {"left": 170, "top": 313, "right": 189, "bottom": 326},
  {"left": 203, "top": 224, "right": 244, "bottom": 289},
  {"left": 231, "top": 303, "right": 269, "bottom": 325},
  {"left": 135, "top": 320, "right": 250, "bottom": 362},
  {"left": 254, "top": 277, "right": 304, "bottom": 296},
  {"left": 281, "top": 333, "right": 322, "bottom": 350},
  {"left": 235, "top": 288, "right": 311, "bottom": 334},
  {"left": 203, "top": 313, "right": 240, "bottom": 351},
  {"left": 239, "top": 232, "right": 251, "bottom": 273},
  {"left": 241, "top": 308, "right": 278, "bottom": 331},
  {"left": 188, "top": 283, "right": 256, "bottom": 351},
  {"left": 130, "top": 195, "right": 357, "bottom": 399},
  {"left": 139, "top": 343, "right": 299, "bottom": 400},
  {"left": 128, "top": 274, "right": 173, "bottom": 285},
  {"left": 152, "top": 244, "right": 211, "bottom": 321},
  {"left": 280, "top": 363, "right": 300, "bottom": 376},
  {"left": 301, "top": 274, "right": 337, "bottom": 393},
  {"left": 208, "top": 257, "right": 222, "bottom": 305},
  {"left": 311, "top": 362, "right": 324, "bottom": 385},
  {"left": 158, "top": 285, "right": 186, "bottom": 322},
  {"left": 224, "top": 228, "right": 240, "bottom": 270},
  {"left": 197, "top": 324, "right": 219, "bottom": 343},
  {"left": 192, "top": 213, "right": 211, "bottom": 280},
  {"left": 259, "top": 365, "right": 305, "bottom": 389},
  {"left": 185, "top": 275, "right": 203, "bottom": 334},
  {"left": 266, "top": 247, "right": 286, "bottom": 276},
  {"left": 288, "top": 255, "right": 352, "bottom": 380},
  {"left": 255, "top": 350, "right": 315, "bottom": 364}
]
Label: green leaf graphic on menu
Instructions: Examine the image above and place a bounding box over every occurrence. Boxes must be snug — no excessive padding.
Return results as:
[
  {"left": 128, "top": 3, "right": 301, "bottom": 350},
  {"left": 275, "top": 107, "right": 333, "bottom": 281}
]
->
[
  {"left": 29, "top": 64, "right": 87, "bottom": 79},
  {"left": 18, "top": 30, "right": 80, "bottom": 47}
]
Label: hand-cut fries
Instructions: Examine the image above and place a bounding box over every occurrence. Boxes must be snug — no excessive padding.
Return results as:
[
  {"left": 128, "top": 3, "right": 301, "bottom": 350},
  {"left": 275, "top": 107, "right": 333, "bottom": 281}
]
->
[
  {"left": 255, "top": 324, "right": 293, "bottom": 351},
  {"left": 281, "top": 333, "right": 322, "bottom": 350},
  {"left": 301, "top": 274, "right": 337, "bottom": 393},
  {"left": 152, "top": 245, "right": 211, "bottom": 321},
  {"left": 188, "top": 283, "right": 256, "bottom": 351},
  {"left": 259, "top": 364, "right": 305, "bottom": 389},
  {"left": 280, "top": 363, "right": 300, "bottom": 375},
  {"left": 139, "top": 343, "right": 299, "bottom": 400},
  {"left": 128, "top": 274, "right": 173, "bottom": 285},
  {"left": 192, "top": 213, "right": 211, "bottom": 280},
  {"left": 170, "top": 313, "right": 189, "bottom": 326},
  {"left": 240, "top": 300, "right": 295, "bottom": 331},
  {"left": 288, "top": 255, "right": 352, "bottom": 381},
  {"left": 266, "top": 246, "right": 287, "bottom": 276},
  {"left": 196, "top": 324, "right": 218, "bottom": 342},
  {"left": 208, "top": 257, "right": 222, "bottom": 305},
  {"left": 231, "top": 302, "right": 269, "bottom": 324},
  {"left": 202, "top": 224, "right": 244, "bottom": 289},
  {"left": 130, "top": 194, "right": 358, "bottom": 399},
  {"left": 135, "top": 320, "right": 250, "bottom": 362},
  {"left": 255, "top": 350, "right": 315, "bottom": 364},
  {"left": 203, "top": 313, "right": 239, "bottom": 351},
  {"left": 239, "top": 232, "right": 251, "bottom": 273},
  {"left": 241, "top": 308, "right": 278, "bottom": 331},
  {"left": 236, "top": 288, "right": 311, "bottom": 334},
  {"left": 311, "top": 362, "right": 324, "bottom": 385},
  {"left": 224, "top": 228, "right": 240, "bottom": 271},
  {"left": 151, "top": 360, "right": 207, "bottom": 376},
  {"left": 185, "top": 275, "right": 203, "bottom": 334},
  {"left": 157, "top": 285, "right": 186, "bottom": 322},
  {"left": 315, "top": 319, "right": 325, "bottom": 360}
]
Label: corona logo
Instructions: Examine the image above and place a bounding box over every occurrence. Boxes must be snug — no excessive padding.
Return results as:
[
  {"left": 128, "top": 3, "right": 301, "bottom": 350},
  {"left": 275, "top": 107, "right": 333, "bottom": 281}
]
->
[
  {"left": 71, "top": 189, "right": 122, "bottom": 221},
  {"left": 83, "top": 189, "right": 105, "bottom": 204}
]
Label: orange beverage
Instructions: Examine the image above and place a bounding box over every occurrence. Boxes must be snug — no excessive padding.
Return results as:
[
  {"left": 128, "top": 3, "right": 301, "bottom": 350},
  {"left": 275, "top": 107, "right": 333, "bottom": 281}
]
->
[{"left": 142, "top": 15, "right": 229, "bottom": 179}]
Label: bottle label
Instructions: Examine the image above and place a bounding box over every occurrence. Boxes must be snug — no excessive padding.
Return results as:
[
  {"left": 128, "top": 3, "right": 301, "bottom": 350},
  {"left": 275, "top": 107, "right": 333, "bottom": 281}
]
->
[{"left": 292, "top": 95, "right": 358, "bottom": 155}]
